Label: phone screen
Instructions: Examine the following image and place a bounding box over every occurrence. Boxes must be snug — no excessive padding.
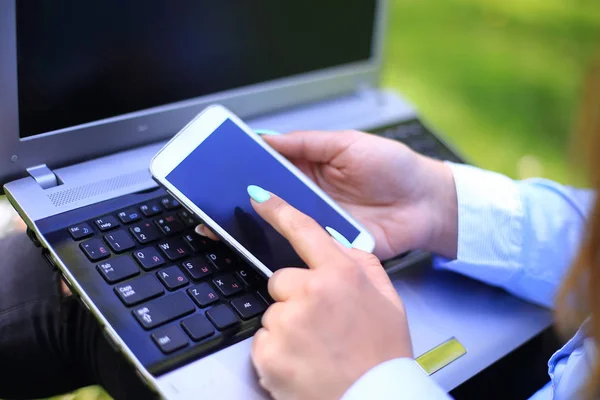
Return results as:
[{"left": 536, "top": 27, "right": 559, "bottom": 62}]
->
[{"left": 165, "top": 118, "right": 361, "bottom": 272}]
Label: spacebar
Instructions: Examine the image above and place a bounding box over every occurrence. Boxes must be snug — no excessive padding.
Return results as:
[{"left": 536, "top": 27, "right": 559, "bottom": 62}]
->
[{"left": 133, "top": 292, "right": 195, "bottom": 330}]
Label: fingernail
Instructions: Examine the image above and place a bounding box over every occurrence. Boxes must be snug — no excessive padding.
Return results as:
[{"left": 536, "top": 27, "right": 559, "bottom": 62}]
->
[
  {"left": 195, "top": 224, "right": 207, "bottom": 237},
  {"left": 254, "top": 129, "right": 281, "bottom": 136},
  {"left": 247, "top": 185, "right": 271, "bottom": 203},
  {"left": 325, "top": 226, "right": 353, "bottom": 248}
]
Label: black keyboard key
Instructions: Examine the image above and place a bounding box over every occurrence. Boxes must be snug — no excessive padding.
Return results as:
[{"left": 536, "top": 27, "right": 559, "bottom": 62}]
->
[
  {"left": 155, "top": 214, "right": 184, "bottom": 236},
  {"left": 68, "top": 223, "right": 93, "bottom": 240},
  {"left": 94, "top": 216, "right": 119, "bottom": 232},
  {"left": 81, "top": 238, "right": 111, "bottom": 261},
  {"left": 115, "top": 275, "right": 164, "bottom": 306},
  {"left": 257, "top": 287, "right": 274, "bottom": 306},
  {"left": 133, "top": 292, "right": 195, "bottom": 330},
  {"left": 151, "top": 325, "right": 189, "bottom": 354},
  {"left": 97, "top": 256, "right": 139, "bottom": 283},
  {"left": 158, "top": 238, "right": 190, "bottom": 261},
  {"left": 181, "top": 314, "right": 215, "bottom": 341},
  {"left": 140, "top": 201, "right": 162, "bottom": 217},
  {"left": 213, "top": 274, "right": 243, "bottom": 297},
  {"left": 187, "top": 283, "right": 220, "bottom": 307},
  {"left": 206, "top": 304, "right": 239, "bottom": 331},
  {"left": 184, "top": 234, "right": 212, "bottom": 253},
  {"left": 130, "top": 222, "right": 160, "bottom": 244},
  {"left": 231, "top": 293, "right": 266, "bottom": 320},
  {"left": 236, "top": 267, "right": 264, "bottom": 288},
  {"left": 133, "top": 246, "right": 165, "bottom": 270},
  {"left": 104, "top": 230, "right": 136, "bottom": 253},
  {"left": 117, "top": 208, "right": 142, "bottom": 224},
  {"left": 206, "top": 249, "right": 237, "bottom": 270},
  {"left": 160, "top": 196, "right": 181, "bottom": 210},
  {"left": 182, "top": 257, "right": 214, "bottom": 281},
  {"left": 178, "top": 210, "right": 197, "bottom": 228},
  {"left": 157, "top": 266, "right": 189, "bottom": 290}
]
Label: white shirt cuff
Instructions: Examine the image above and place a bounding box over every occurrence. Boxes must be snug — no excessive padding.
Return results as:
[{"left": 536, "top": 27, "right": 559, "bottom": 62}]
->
[
  {"left": 434, "top": 162, "right": 524, "bottom": 287},
  {"left": 341, "top": 358, "right": 451, "bottom": 400}
]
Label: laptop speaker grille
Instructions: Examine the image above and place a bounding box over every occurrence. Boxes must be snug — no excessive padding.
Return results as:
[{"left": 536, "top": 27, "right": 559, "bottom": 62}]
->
[{"left": 47, "top": 170, "right": 151, "bottom": 207}]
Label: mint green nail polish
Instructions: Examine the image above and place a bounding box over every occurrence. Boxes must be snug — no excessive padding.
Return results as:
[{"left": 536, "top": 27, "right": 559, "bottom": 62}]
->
[
  {"left": 254, "top": 129, "right": 281, "bottom": 136},
  {"left": 247, "top": 185, "right": 271, "bottom": 203},
  {"left": 325, "top": 226, "right": 353, "bottom": 248}
]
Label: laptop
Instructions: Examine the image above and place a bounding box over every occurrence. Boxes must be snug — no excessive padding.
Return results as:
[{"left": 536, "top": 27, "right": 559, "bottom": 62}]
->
[{"left": 1, "top": 1, "right": 464, "bottom": 398}]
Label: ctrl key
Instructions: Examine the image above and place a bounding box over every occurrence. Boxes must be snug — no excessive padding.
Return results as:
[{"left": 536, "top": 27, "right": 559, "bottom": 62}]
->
[{"left": 151, "top": 325, "right": 189, "bottom": 354}]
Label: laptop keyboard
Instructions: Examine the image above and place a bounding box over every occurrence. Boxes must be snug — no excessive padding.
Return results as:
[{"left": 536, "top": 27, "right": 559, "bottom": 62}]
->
[
  {"left": 37, "top": 117, "right": 461, "bottom": 376},
  {"left": 68, "top": 195, "right": 271, "bottom": 358},
  {"left": 371, "top": 119, "right": 464, "bottom": 163}
]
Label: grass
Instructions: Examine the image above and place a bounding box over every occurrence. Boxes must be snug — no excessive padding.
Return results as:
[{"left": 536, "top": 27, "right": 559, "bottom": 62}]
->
[
  {"left": 18, "top": 0, "right": 600, "bottom": 398},
  {"left": 382, "top": 0, "right": 600, "bottom": 184}
]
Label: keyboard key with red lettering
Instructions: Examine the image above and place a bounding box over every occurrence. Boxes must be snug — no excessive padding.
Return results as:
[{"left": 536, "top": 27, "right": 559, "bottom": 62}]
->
[
  {"left": 206, "top": 304, "right": 239, "bottom": 331},
  {"left": 187, "top": 283, "right": 220, "bottom": 307},
  {"left": 94, "top": 215, "right": 119, "bottom": 232},
  {"left": 206, "top": 248, "right": 236, "bottom": 270},
  {"left": 213, "top": 274, "right": 243, "bottom": 296},
  {"left": 182, "top": 257, "right": 213, "bottom": 280},
  {"left": 133, "top": 247, "right": 165, "bottom": 270},
  {"left": 151, "top": 325, "right": 189, "bottom": 354},
  {"left": 114, "top": 275, "right": 164, "bottom": 306},
  {"left": 236, "top": 267, "right": 264, "bottom": 287},
  {"left": 231, "top": 293, "right": 265, "bottom": 320},
  {"left": 181, "top": 314, "right": 215, "bottom": 341},
  {"left": 133, "top": 292, "right": 195, "bottom": 330},
  {"left": 184, "top": 234, "right": 212, "bottom": 253},
  {"left": 96, "top": 256, "right": 139, "bottom": 283},
  {"left": 129, "top": 222, "right": 160, "bottom": 244},
  {"left": 104, "top": 230, "right": 136, "bottom": 253},
  {"left": 81, "top": 238, "right": 111, "bottom": 261},
  {"left": 157, "top": 265, "right": 189, "bottom": 290},
  {"left": 158, "top": 238, "right": 190, "bottom": 261},
  {"left": 155, "top": 214, "right": 184, "bottom": 236},
  {"left": 68, "top": 223, "right": 93, "bottom": 240}
]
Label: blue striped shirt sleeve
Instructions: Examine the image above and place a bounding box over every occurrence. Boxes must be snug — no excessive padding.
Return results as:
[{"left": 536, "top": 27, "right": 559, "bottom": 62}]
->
[{"left": 435, "top": 163, "right": 595, "bottom": 308}]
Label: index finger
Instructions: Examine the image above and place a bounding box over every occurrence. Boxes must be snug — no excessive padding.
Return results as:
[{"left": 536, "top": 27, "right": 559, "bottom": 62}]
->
[{"left": 247, "top": 185, "right": 350, "bottom": 270}]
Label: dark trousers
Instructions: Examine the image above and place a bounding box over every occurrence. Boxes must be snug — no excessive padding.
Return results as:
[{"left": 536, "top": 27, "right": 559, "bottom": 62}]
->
[{"left": 0, "top": 233, "right": 156, "bottom": 399}]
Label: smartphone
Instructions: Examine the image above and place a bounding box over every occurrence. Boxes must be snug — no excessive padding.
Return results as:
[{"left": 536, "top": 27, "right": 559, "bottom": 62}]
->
[{"left": 150, "top": 105, "right": 375, "bottom": 277}]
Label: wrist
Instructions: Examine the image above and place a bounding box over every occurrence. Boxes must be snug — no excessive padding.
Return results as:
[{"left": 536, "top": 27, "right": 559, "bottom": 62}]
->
[{"left": 419, "top": 157, "right": 458, "bottom": 259}]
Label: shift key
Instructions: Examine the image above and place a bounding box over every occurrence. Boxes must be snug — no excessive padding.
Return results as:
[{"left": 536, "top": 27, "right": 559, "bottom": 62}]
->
[{"left": 133, "top": 292, "right": 195, "bottom": 330}]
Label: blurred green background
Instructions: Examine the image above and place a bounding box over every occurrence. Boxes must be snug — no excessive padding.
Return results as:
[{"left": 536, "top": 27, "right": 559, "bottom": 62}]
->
[
  {"left": 15, "top": 0, "right": 600, "bottom": 398},
  {"left": 383, "top": 0, "right": 599, "bottom": 185}
]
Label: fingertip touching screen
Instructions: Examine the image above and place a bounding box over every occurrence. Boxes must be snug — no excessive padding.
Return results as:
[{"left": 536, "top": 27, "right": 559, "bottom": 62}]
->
[{"left": 165, "top": 119, "right": 360, "bottom": 271}]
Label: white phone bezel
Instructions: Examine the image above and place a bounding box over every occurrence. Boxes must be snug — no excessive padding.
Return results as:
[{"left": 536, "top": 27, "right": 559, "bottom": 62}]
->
[{"left": 150, "top": 104, "right": 375, "bottom": 278}]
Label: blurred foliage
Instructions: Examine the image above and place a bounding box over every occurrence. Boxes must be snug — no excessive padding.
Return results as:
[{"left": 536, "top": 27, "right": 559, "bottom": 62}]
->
[
  {"left": 19, "top": 0, "right": 600, "bottom": 399},
  {"left": 382, "top": 0, "right": 600, "bottom": 184}
]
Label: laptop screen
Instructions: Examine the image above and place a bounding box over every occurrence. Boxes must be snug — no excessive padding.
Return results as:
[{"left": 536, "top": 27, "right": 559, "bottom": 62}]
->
[{"left": 16, "top": 1, "right": 377, "bottom": 139}]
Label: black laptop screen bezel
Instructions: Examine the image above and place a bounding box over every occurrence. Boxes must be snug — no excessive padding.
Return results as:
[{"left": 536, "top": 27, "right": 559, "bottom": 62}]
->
[{"left": 0, "top": 1, "right": 385, "bottom": 188}]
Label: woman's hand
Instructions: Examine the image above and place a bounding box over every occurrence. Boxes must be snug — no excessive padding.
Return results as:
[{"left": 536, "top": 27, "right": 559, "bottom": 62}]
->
[
  {"left": 260, "top": 131, "right": 457, "bottom": 259},
  {"left": 247, "top": 188, "right": 412, "bottom": 400}
]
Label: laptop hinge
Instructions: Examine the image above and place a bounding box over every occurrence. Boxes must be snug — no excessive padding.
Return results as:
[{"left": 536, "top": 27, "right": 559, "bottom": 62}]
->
[
  {"left": 27, "top": 164, "right": 59, "bottom": 189},
  {"left": 356, "top": 83, "right": 385, "bottom": 105}
]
